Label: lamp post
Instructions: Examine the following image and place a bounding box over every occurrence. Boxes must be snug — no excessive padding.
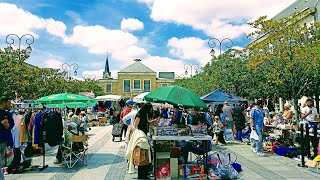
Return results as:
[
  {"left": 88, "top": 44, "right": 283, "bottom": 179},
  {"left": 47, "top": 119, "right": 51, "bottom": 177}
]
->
[
  {"left": 61, "top": 63, "right": 79, "bottom": 80},
  {"left": 208, "top": 37, "right": 233, "bottom": 57},
  {"left": 184, "top": 63, "right": 199, "bottom": 77},
  {"left": 83, "top": 74, "right": 96, "bottom": 81},
  {"left": 5, "top": 34, "right": 34, "bottom": 61}
]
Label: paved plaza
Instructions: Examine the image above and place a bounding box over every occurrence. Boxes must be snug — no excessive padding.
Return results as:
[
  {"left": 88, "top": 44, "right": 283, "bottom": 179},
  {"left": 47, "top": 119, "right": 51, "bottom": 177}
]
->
[{"left": 4, "top": 126, "right": 320, "bottom": 180}]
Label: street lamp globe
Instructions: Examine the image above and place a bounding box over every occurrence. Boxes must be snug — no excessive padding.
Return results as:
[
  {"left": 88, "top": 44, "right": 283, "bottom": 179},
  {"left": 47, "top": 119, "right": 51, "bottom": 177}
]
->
[
  {"left": 210, "top": 49, "right": 215, "bottom": 57},
  {"left": 5, "top": 45, "right": 13, "bottom": 53},
  {"left": 26, "top": 46, "right": 32, "bottom": 54}
]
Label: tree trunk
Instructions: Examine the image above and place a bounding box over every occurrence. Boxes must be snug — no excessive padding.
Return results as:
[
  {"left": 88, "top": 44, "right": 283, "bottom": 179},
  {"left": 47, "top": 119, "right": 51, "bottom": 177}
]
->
[{"left": 315, "top": 93, "right": 319, "bottom": 114}]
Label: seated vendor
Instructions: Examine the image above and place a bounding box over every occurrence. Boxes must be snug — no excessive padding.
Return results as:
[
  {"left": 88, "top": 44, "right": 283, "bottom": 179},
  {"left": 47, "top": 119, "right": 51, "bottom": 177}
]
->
[
  {"left": 282, "top": 104, "right": 293, "bottom": 124},
  {"left": 301, "top": 98, "right": 318, "bottom": 122}
]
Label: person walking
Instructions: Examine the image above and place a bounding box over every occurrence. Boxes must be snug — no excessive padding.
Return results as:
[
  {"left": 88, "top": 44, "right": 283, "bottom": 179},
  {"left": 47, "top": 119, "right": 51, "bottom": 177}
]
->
[
  {"left": 223, "top": 101, "right": 234, "bottom": 136},
  {"left": 0, "top": 96, "right": 14, "bottom": 179},
  {"left": 233, "top": 101, "right": 246, "bottom": 141},
  {"left": 249, "top": 100, "right": 265, "bottom": 157},
  {"left": 120, "top": 100, "right": 134, "bottom": 139}
]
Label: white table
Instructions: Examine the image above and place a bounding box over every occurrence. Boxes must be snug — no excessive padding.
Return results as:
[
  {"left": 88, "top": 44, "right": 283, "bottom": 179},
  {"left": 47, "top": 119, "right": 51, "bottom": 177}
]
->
[
  {"left": 152, "top": 135, "right": 212, "bottom": 177},
  {"left": 152, "top": 135, "right": 212, "bottom": 141}
]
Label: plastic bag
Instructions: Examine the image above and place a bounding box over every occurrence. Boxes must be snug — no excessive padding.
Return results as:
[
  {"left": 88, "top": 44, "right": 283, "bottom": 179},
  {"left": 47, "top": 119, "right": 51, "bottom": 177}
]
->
[
  {"left": 250, "top": 130, "right": 260, "bottom": 141},
  {"left": 216, "top": 163, "right": 238, "bottom": 179},
  {"left": 224, "top": 129, "right": 234, "bottom": 141}
]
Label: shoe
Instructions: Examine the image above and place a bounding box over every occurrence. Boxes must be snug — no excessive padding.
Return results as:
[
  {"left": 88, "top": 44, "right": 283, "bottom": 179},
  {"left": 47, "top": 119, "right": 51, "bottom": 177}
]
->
[
  {"left": 251, "top": 147, "right": 257, "bottom": 153},
  {"left": 54, "top": 159, "right": 62, "bottom": 164},
  {"left": 257, "top": 152, "right": 265, "bottom": 157}
]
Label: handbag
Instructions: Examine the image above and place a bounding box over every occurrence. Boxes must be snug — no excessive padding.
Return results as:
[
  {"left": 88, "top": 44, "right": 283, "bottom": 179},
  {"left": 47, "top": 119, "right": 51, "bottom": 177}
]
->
[{"left": 132, "top": 146, "right": 149, "bottom": 166}]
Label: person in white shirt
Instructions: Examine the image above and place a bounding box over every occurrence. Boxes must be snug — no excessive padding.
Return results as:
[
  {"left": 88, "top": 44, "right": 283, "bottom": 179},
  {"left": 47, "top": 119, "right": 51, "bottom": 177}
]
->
[{"left": 301, "top": 99, "right": 318, "bottom": 122}]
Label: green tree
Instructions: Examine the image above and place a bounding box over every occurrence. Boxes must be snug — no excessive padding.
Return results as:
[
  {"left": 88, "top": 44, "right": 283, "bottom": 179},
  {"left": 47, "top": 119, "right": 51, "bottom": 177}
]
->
[{"left": 246, "top": 14, "right": 320, "bottom": 120}]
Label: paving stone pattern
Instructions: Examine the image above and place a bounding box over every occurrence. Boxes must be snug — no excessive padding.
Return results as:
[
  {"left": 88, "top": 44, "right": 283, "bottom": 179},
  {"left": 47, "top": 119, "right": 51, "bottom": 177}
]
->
[
  {"left": 50, "top": 131, "right": 112, "bottom": 180},
  {"left": 104, "top": 147, "right": 126, "bottom": 180}
]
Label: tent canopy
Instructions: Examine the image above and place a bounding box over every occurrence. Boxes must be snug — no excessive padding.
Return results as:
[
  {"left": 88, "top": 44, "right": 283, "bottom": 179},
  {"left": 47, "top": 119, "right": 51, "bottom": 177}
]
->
[
  {"left": 200, "top": 89, "right": 247, "bottom": 104},
  {"left": 133, "top": 92, "right": 149, "bottom": 103},
  {"left": 95, "top": 95, "right": 122, "bottom": 101}
]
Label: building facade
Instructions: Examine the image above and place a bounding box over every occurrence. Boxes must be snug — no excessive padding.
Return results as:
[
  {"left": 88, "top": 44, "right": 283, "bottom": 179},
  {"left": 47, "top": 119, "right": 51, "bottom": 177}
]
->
[{"left": 98, "top": 58, "right": 175, "bottom": 98}]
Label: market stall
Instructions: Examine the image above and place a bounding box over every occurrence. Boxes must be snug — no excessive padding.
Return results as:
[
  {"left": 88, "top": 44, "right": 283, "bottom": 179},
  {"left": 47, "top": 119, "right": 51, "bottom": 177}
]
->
[
  {"left": 144, "top": 86, "right": 211, "bottom": 178},
  {"left": 95, "top": 94, "right": 123, "bottom": 124}
]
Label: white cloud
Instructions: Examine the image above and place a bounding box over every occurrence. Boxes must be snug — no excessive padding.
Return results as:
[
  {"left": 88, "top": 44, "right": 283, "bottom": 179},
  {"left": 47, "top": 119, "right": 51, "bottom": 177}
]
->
[
  {"left": 65, "top": 10, "right": 86, "bottom": 25},
  {"left": 150, "top": 0, "right": 294, "bottom": 39},
  {"left": 64, "top": 25, "right": 139, "bottom": 55},
  {"left": 137, "top": 0, "right": 155, "bottom": 7},
  {"left": 0, "top": 3, "right": 66, "bottom": 38},
  {"left": 167, "top": 37, "right": 212, "bottom": 67},
  {"left": 121, "top": 18, "right": 144, "bottom": 32},
  {"left": 44, "top": 58, "right": 63, "bottom": 69}
]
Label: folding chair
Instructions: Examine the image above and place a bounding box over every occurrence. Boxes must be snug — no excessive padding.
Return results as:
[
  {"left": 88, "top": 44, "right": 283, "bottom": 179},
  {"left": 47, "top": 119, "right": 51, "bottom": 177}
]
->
[
  {"left": 62, "top": 135, "right": 89, "bottom": 169},
  {"left": 189, "top": 140, "right": 212, "bottom": 165}
]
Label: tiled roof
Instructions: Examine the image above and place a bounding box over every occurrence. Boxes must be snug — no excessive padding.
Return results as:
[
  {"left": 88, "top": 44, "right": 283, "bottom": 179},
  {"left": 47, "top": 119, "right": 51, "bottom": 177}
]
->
[{"left": 119, "top": 61, "right": 155, "bottom": 73}]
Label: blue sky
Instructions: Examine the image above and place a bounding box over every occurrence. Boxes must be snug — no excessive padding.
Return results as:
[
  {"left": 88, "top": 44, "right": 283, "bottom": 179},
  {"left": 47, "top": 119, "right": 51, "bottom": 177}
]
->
[{"left": 0, "top": 0, "right": 294, "bottom": 79}]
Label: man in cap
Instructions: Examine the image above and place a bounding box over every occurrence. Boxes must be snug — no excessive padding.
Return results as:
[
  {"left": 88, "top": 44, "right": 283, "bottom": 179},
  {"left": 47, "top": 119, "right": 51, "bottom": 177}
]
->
[
  {"left": 0, "top": 96, "right": 14, "bottom": 178},
  {"left": 120, "top": 100, "right": 134, "bottom": 139}
]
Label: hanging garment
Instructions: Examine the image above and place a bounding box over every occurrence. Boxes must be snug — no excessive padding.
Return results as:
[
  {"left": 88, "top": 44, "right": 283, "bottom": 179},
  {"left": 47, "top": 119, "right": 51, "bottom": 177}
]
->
[
  {"left": 11, "top": 114, "right": 23, "bottom": 148},
  {"left": 44, "top": 111, "right": 63, "bottom": 147},
  {"left": 20, "top": 114, "right": 29, "bottom": 143},
  {"left": 33, "top": 112, "right": 45, "bottom": 149},
  {"left": 28, "top": 112, "right": 35, "bottom": 132}
]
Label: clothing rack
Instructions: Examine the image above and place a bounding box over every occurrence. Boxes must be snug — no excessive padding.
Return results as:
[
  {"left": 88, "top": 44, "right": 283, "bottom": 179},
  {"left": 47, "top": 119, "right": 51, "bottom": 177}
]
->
[{"left": 11, "top": 103, "right": 49, "bottom": 171}]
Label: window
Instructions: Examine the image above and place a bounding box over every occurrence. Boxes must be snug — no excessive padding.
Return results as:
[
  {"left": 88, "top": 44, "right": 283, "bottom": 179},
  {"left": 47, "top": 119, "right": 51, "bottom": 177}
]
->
[
  {"left": 162, "top": 83, "right": 168, "bottom": 87},
  {"left": 123, "top": 80, "right": 131, "bottom": 92},
  {"left": 144, "top": 80, "right": 151, "bottom": 92},
  {"left": 134, "top": 80, "right": 141, "bottom": 89},
  {"left": 106, "top": 83, "right": 112, "bottom": 93}
]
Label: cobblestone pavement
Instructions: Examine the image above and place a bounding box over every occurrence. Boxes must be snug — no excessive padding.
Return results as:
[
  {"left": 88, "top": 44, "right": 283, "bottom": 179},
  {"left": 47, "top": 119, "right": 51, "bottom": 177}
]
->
[
  {"left": 104, "top": 147, "right": 126, "bottom": 180},
  {"left": 5, "top": 126, "right": 320, "bottom": 180}
]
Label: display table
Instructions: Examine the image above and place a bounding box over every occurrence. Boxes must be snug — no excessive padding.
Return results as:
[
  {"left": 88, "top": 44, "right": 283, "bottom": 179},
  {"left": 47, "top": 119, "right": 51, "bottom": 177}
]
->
[{"left": 152, "top": 135, "right": 212, "bottom": 178}]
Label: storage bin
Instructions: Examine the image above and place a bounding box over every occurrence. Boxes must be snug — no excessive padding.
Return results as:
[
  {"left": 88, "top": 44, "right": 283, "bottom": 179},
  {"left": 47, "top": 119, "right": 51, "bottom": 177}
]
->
[{"left": 274, "top": 146, "right": 297, "bottom": 156}]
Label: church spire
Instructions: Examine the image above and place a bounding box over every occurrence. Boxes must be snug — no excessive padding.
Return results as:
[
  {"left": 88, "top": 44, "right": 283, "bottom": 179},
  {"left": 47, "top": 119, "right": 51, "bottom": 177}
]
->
[{"left": 103, "top": 52, "right": 111, "bottom": 78}]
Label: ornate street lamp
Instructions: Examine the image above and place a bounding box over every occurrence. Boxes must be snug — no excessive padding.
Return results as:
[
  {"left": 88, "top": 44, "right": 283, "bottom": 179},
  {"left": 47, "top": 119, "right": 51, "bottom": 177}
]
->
[
  {"left": 83, "top": 74, "right": 96, "bottom": 81},
  {"left": 184, "top": 63, "right": 199, "bottom": 77},
  {"left": 208, "top": 37, "right": 233, "bottom": 57},
  {"left": 5, "top": 34, "right": 34, "bottom": 61},
  {"left": 61, "top": 63, "right": 79, "bottom": 80}
]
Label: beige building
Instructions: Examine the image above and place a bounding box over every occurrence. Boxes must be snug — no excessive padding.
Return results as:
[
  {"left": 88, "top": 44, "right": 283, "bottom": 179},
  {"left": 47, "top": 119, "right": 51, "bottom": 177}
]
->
[{"left": 98, "top": 58, "right": 175, "bottom": 98}]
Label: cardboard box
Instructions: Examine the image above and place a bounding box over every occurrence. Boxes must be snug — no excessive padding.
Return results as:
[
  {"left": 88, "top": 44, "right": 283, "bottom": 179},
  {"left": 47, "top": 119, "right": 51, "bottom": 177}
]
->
[{"left": 306, "top": 160, "right": 320, "bottom": 174}]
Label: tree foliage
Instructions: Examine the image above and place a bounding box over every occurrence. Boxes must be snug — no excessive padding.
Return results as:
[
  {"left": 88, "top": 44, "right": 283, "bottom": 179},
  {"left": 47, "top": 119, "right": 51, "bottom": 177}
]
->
[
  {"left": 175, "top": 12, "right": 320, "bottom": 120},
  {"left": 0, "top": 51, "right": 103, "bottom": 100}
]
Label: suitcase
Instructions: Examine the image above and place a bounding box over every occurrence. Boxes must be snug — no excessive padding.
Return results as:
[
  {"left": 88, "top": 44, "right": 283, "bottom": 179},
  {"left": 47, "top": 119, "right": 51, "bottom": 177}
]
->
[{"left": 112, "top": 123, "right": 124, "bottom": 142}]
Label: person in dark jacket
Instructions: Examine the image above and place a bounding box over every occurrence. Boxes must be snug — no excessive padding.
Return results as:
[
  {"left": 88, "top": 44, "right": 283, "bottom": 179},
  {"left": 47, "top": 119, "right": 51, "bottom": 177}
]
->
[
  {"left": 233, "top": 101, "right": 246, "bottom": 141},
  {"left": 134, "top": 103, "right": 153, "bottom": 179},
  {"left": 0, "top": 96, "right": 14, "bottom": 179}
]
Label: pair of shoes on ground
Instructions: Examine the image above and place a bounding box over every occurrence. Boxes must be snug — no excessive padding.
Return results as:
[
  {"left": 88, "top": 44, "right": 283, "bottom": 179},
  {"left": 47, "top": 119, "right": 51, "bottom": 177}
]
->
[{"left": 251, "top": 147, "right": 265, "bottom": 156}]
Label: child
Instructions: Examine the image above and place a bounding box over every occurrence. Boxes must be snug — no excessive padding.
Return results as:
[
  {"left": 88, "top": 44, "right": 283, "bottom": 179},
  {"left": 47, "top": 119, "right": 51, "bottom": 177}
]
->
[{"left": 213, "top": 116, "right": 226, "bottom": 145}]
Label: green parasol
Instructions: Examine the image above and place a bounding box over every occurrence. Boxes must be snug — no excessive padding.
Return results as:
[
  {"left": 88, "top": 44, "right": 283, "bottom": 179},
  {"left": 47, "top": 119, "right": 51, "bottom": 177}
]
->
[
  {"left": 36, "top": 93, "right": 97, "bottom": 110},
  {"left": 36, "top": 93, "right": 96, "bottom": 104},
  {"left": 145, "top": 85, "right": 208, "bottom": 111}
]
